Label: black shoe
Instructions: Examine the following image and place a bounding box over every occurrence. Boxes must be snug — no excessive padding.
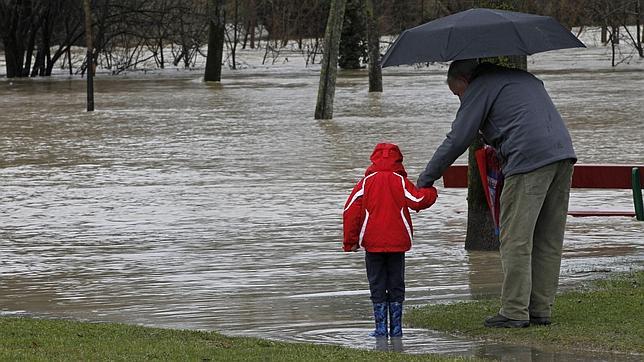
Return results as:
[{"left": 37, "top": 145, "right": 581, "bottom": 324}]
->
[
  {"left": 529, "top": 315, "right": 552, "bottom": 325},
  {"left": 484, "top": 314, "right": 529, "bottom": 328}
]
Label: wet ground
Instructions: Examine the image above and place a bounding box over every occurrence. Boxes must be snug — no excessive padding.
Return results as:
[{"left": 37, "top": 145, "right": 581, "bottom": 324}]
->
[{"left": 0, "top": 61, "right": 642, "bottom": 360}]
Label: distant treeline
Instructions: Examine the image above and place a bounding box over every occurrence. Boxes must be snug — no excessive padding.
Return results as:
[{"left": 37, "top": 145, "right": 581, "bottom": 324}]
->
[{"left": 0, "top": 0, "right": 642, "bottom": 77}]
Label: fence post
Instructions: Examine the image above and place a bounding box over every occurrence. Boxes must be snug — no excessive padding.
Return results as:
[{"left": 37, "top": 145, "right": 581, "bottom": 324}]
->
[{"left": 632, "top": 167, "right": 644, "bottom": 221}]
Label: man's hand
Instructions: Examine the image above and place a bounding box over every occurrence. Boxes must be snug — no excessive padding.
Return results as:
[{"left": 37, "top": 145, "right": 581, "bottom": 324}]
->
[
  {"left": 416, "top": 172, "right": 435, "bottom": 189},
  {"left": 350, "top": 244, "right": 359, "bottom": 252}
]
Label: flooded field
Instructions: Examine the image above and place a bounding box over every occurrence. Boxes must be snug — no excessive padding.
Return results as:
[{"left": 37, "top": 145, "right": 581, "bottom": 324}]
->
[{"left": 0, "top": 58, "right": 642, "bottom": 360}]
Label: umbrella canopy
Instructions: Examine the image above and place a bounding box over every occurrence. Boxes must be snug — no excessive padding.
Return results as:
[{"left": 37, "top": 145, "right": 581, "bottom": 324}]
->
[{"left": 381, "top": 8, "right": 585, "bottom": 67}]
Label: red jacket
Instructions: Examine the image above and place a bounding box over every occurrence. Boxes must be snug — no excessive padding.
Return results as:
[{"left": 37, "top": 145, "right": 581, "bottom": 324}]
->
[{"left": 343, "top": 143, "right": 438, "bottom": 253}]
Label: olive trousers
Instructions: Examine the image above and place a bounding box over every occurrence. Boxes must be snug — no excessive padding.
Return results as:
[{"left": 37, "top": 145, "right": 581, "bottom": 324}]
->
[{"left": 498, "top": 159, "right": 574, "bottom": 320}]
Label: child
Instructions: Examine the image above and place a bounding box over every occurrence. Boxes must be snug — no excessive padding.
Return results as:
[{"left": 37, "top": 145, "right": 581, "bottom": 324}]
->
[{"left": 343, "top": 143, "right": 438, "bottom": 338}]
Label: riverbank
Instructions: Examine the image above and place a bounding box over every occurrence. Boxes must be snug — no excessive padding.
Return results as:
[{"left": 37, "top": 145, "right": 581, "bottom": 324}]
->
[
  {"left": 407, "top": 271, "right": 644, "bottom": 356},
  {"left": 0, "top": 317, "right": 479, "bottom": 362},
  {"left": 2, "top": 272, "right": 640, "bottom": 360}
]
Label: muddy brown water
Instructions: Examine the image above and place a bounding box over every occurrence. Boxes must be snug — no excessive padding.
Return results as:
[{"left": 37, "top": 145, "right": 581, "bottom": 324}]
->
[{"left": 1, "top": 66, "right": 642, "bottom": 360}]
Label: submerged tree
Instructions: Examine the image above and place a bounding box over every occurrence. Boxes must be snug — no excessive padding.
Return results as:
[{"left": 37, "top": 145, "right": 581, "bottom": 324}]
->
[
  {"left": 0, "top": 1, "right": 84, "bottom": 78},
  {"left": 3, "top": 0, "right": 642, "bottom": 79},
  {"left": 223, "top": 0, "right": 242, "bottom": 70},
  {"left": 365, "top": 0, "right": 382, "bottom": 92},
  {"left": 314, "top": 0, "right": 347, "bottom": 120},
  {"left": 584, "top": 0, "right": 643, "bottom": 65},
  {"left": 338, "top": 0, "right": 367, "bottom": 69},
  {"left": 82, "top": 0, "right": 94, "bottom": 112},
  {"left": 204, "top": 0, "right": 226, "bottom": 81}
]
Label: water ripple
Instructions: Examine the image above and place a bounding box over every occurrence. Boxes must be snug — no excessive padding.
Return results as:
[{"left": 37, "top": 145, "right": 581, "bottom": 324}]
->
[{"left": 1, "top": 67, "right": 642, "bottom": 358}]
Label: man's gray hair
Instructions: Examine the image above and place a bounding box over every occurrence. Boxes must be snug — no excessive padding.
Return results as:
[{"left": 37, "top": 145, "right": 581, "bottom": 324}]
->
[{"left": 447, "top": 59, "right": 479, "bottom": 82}]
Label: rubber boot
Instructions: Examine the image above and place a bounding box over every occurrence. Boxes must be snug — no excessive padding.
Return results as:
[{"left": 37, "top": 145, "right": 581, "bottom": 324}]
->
[
  {"left": 369, "top": 302, "right": 388, "bottom": 337},
  {"left": 390, "top": 336, "right": 404, "bottom": 351},
  {"left": 388, "top": 301, "right": 403, "bottom": 337}
]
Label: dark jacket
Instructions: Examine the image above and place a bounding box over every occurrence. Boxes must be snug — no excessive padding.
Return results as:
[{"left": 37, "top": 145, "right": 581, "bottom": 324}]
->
[{"left": 418, "top": 63, "right": 576, "bottom": 187}]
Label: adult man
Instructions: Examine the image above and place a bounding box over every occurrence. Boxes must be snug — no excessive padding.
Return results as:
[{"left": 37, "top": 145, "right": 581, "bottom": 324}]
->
[{"left": 418, "top": 59, "right": 576, "bottom": 328}]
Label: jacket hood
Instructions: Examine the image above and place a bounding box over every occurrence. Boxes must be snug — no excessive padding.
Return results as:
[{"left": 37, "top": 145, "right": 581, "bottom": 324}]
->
[{"left": 365, "top": 143, "right": 407, "bottom": 177}]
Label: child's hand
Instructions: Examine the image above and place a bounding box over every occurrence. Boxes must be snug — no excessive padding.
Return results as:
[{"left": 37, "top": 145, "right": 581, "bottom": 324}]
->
[{"left": 343, "top": 243, "right": 360, "bottom": 252}]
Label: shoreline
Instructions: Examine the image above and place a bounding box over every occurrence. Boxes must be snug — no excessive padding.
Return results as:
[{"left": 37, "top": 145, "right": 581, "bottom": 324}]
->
[
  {"left": 2, "top": 270, "right": 641, "bottom": 360},
  {"left": 406, "top": 270, "right": 644, "bottom": 357}
]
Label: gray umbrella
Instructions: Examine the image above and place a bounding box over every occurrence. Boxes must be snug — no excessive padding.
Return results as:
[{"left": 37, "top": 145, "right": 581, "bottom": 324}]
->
[{"left": 381, "top": 8, "right": 585, "bottom": 67}]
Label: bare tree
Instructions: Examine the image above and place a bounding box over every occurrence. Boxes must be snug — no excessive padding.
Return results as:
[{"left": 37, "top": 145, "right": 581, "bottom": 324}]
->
[
  {"left": 585, "top": 0, "right": 642, "bottom": 65},
  {"left": 82, "top": 0, "right": 94, "bottom": 111},
  {"left": 0, "top": 1, "right": 43, "bottom": 77},
  {"left": 315, "top": 0, "right": 347, "bottom": 120},
  {"left": 224, "top": 0, "right": 240, "bottom": 69},
  {"left": 204, "top": 0, "right": 225, "bottom": 81},
  {"left": 5, "top": 0, "right": 642, "bottom": 79},
  {"left": 365, "top": 0, "right": 382, "bottom": 92}
]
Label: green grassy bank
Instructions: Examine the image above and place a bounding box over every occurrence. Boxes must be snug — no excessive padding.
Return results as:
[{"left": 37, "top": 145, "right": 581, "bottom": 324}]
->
[
  {"left": 0, "top": 317, "right": 475, "bottom": 361},
  {"left": 407, "top": 271, "right": 644, "bottom": 355},
  {"left": 2, "top": 272, "right": 640, "bottom": 360}
]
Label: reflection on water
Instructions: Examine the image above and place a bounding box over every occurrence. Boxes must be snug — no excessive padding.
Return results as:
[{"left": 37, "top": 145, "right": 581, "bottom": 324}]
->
[
  {"left": 474, "top": 344, "right": 642, "bottom": 362},
  {"left": 0, "top": 65, "right": 642, "bottom": 360},
  {"left": 467, "top": 251, "right": 503, "bottom": 299}
]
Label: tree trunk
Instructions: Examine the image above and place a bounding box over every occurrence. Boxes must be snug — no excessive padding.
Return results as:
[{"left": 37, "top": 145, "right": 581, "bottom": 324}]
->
[
  {"left": 4, "top": 36, "right": 23, "bottom": 78},
  {"left": 465, "top": 55, "right": 527, "bottom": 251},
  {"left": 465, "top": 135, "right": 499, "bottom": 250},
  {"left": 250, "top": 19, "right": 256, "bottom": 49},
  {"left": 338, "top": 0, "right": 366, "bottom": 69},
  {"left": 636, "top": 0, "right": 643, "bottom": 57},
  {"left": 82, "top": 0, "right": 94, "bottom": 112},
  {"left": 23, "top": 26, "right": 37, "bottom": 77},
  {"left": 314, "top": 0, "right": 346, "bottom": 120},
  {"left": 67, "top": 46, "right": 72, "bottom": 75},
  {"left": 159, "top": 39, "right": 165, "bottom": 69},
  {"left": 611, "top": 37, "right": 616, "bottom": 67},
  {"left": 601, "top": 26, "right": 608, "bottom": 44},
  {"left": 31, "top": 48, "right": 44, "bottom": 77},
  {"left": 365, "top": 0, "right": 382, "bottom": 92},
  {"left": 242, "top": 21, "right": 250, "bottom": 49},
  {"left": 611, "top": 25, "right": 620, "bottom": 44},
  {"left": 41, "top": 11, "right": 52, "bottom": 76},
  {"left": 231, "top": 0, "right": 239, "bottom": 70},
  {"left": 3, "top": 1, "right": 39, "bottom": 78},
  {"left": 204, "top": 0, "right": 225, "bottom": 82}
]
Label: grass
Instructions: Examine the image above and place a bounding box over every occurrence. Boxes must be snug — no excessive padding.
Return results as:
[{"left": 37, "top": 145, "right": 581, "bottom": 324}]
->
[
  {"left": 0, "top": 317, "right": 476, "bottom": 361},
  {"left": 407, "top": 270, "right": 644, "bottom": 355},
  {"left": 3, "top": 273, "right": 641, "bottom": 360}
]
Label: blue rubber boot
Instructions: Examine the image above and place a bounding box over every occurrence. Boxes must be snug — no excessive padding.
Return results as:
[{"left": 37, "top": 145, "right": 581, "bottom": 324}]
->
[
  {"left": 369, "top": 302, "right": 388, "bottom": 337},
  {"left": 388, "top": 301, "right": 403, "bottom": 337}
]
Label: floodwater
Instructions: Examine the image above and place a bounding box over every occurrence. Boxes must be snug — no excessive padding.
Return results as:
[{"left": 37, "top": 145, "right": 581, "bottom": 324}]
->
[{"left": 1, "top": 62, "right": 643, "bottom": 361}]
